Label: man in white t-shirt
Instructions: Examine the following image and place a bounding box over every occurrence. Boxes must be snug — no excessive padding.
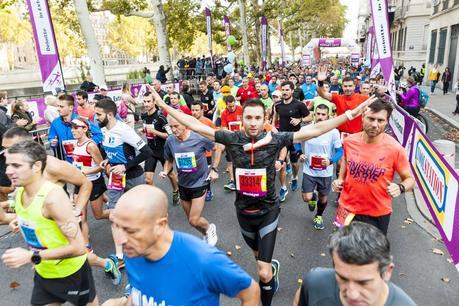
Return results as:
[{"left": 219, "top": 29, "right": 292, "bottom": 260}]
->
[{"left": 299, "top": 104, "right": 342, "bottom": 230}]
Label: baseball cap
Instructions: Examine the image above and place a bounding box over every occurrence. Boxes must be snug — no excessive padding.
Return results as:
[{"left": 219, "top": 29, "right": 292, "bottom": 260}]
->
[
  {"left": 272, "top": 90, "right": 281, "bottom": 98},
  {"left": 247, "top": 73, "right": 253, "bottom": 78},
  {"left": 71, "top": 118, "right": 89, "bottom": 128},
  {"left": 221, "top": 85, "right": 231, "bottom": 96}
]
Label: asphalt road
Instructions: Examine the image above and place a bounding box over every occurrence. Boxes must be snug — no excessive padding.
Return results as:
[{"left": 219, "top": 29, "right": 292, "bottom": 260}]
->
[{"left": 1, "top": 113, "right": 459, "bottom": 305}]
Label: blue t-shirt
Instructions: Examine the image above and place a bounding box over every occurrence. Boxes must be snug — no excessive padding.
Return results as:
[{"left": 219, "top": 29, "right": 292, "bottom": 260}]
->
[
  {"left": 126, "top": 231, "right": 252, "bottom": 306},
  {"left": 301, "top": 83, "right": 318, "bottom": 100},
  {"left": 164, "top": 131, "right": 214, "bottom": 188}
]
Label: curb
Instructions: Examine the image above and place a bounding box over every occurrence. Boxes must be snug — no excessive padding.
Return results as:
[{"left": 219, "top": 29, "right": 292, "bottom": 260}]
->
[
  {"left": 405, "top": 186, "right": 441, "bottom": 240},
  {"left": 426, "top": 107, "right": 459, "bottom": 129}
]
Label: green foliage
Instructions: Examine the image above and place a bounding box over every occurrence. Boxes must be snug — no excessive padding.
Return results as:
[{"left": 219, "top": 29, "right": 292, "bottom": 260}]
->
[
  {"left": 0, "top": 6, "right": 31, "bottom": 44},
  {"left": 102, "top": 0, "right": 148, "bottom": 16},
  {"left": 127, "top": 69, "right": 145, "bottom": 80}
]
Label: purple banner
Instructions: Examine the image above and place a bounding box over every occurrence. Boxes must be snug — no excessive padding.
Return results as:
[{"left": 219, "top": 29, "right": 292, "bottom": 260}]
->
[
  {"left": 261, "top": 16, "right": 268, "bottom": 71},
  {"left": 389, "top": 102, "right": 459, "bottom": 270},
  {"left": 318, "top": 38, "right": 342, "bottom": 47},
  {"left": 223, "top": 16, "right": 231, "bottom": 52},
  {"left": 26, "top": 0, "right": 65, "bottom": 93},
  {"left": 278, "top": 20, "right": 285, "bottom": 67},
  {"left": 205, "top": 8, "right": 213, "bottom": 66},
  {"left": 370, "top": 0, "right": 396, "bottom": 98}
]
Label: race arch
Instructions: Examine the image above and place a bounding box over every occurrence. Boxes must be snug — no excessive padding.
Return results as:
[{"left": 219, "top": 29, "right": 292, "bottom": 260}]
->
[{"left": 301, "top": 38, "right": 361, "bottom": 66}]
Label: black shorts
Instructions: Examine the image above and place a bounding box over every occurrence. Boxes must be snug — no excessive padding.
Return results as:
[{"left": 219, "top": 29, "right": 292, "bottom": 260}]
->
[
  {"left": 237, "top": 206, "right": 280, "bottom": 263},
  {"left": 353, "top": 213, "right": 391, "bottom": 235},
  {"left": 74, "top": 175, "right": 106, "bottom": 201},
  {"left": 178, "top": 185, "right": 207, "bottom": 202},
  {"left": 31, "top": 260, "right": 96, "bottom": 306},
  {"left": 301, "top": 174, "right": 332, "bottom": 196},
  {"left": 145, "top": 156, "right": 165, "bottom": 173},
  {"left": 225, "top": 147, "right": 232, "bottom": 162},
  {"left": 287, "top": 144, "right": 300, "bottom": 163}
]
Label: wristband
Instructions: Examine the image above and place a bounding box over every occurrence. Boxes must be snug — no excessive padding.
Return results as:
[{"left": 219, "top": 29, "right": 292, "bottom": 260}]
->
[
  {"left": 398, "top": 183, "right": 406, "bottom": 194},
  {"left": 345, "top": 110, "right": 354, "bottom": 121},
  {"left": 318, "top": 80, "right": 324, "bottom": 87},
  {"left": 211, "top": 167, "right": 219, "bottom": 173},
  {"left": 277, "top": 159, "right": 285, "bottom": 165}
]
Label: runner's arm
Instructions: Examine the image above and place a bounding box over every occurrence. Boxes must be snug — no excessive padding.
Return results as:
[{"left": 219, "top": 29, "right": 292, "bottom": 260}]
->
[
  {"left": 211, "top": 143, "right": 225, "bottom": 170},
  {"left": 47, "top": 156, "right": 92, "bottom": 210},
  {"left": 293, "top": 96, "right": 376, "bottom": 143},
  {"left": 82, "top": 142, "right": 104, "bottom": 175},
  {"left": 101, "top": 296, "right": 131, "bottom": 306},
  {"left": 41, "top": 187, "right": 86, "bottom": 260},
  {"left": 397, "top": 167, "right": 415, "bottom": 193},
  {"left": 151, "top": 90, "right": 216, "bottom": 141},
  {"left": 237, "top": 280, "right": 260, "bottom": 306},
  {"left": 0, "top": 208, "right": 15, "bottom": 225},
  {"left": 316, "top": 66, "right": 332, "bottom": 101},
  {"left": 163, "top": 159, "right": 174, "bottom": 174}
]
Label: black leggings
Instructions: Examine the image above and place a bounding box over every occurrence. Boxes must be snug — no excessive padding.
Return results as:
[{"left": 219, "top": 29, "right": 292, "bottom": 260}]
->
[
  {"left": 353, "top": 213, "right": 391, "bottom": 235},
  {"left": 237, "top": 207, "right": 280, "bottom": 263}
]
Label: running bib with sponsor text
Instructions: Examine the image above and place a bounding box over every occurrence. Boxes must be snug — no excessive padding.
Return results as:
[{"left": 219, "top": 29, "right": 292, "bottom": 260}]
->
[
  {"left": 108, "top": 172, "right": 126, "bottom": 191},
  {"left": 18, "top": 218, "right": 46, "bottom": 250},
  {"left": 175, "top": 152, "right": 198, "bottom": 172},
  {"left": 144, "top": 124, "right": 155, "bottom": 140},
  {"left": 62, "top": 140, "right": 76, "bottom": 157},
  {"left": 333, "top": 205, "right": 355, "bottom": 228},
  {"left": 228, "top": 121, "right": 242, "bottom": 132},
  {"left": 235, "top": 168, "right": 267, "bottom": 197},
  {"left": 309, "top": 154, "right": 328, "bottom": 170}
]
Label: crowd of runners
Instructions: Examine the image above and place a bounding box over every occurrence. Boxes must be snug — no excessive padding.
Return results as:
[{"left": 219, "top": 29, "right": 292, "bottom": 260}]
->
[{"left": 0, "top": 59, "right": 419, "bottom": 305}]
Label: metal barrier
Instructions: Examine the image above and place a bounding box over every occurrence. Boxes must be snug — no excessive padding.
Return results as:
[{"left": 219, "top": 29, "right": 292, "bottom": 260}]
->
[{"left": 29, "top": 125, "right": 51, "bottom": 148}]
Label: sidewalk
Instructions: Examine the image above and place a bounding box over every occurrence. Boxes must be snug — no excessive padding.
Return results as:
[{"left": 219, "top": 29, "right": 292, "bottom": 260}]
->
[{"left": 420, "top": 85, "right": 459, "bottom": 128}]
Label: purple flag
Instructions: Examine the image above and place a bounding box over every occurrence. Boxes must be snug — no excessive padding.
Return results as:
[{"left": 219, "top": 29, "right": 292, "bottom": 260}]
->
[
  {"left": 205, "top": 8, "right": 213, "bottom": 67},
  {"left": 261, "top": 16, "right": 268, "bottom": 71},
  {"left": 26, "top": 0, "right": 65, "bottom": 93},
  {"left": 370, "top": 0, "right": 395, "bottom": 98},
  {"left": 223, "top": 16, "right": 231, "bottom": 52}
]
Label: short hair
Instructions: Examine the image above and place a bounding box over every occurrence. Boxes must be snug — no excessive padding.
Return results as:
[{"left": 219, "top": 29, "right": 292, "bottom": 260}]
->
[
  {"left": 3, "top": 127, "right": 31, "bottom": 140},
  {"left": 191, "top": 101, "right": 203, "bottom": 109},
  {"left": 95, "top": 98, "right": 117, "bottom": 116},
  {"left": 316, "top": 103, "right": 330, "bottom": 112},
  {"left": 0, "top": 91, "right": 7, "bottom": 100},
  {"left": 199, "top": 80, "right": 207, "bottom": 86},
  {"left": 223, "top": 95, "right": 235, "bottom": 104},
  {"left": 368, "top": 98, "right": 394, "bottom": 119},
  {"left": 58, "top": 94, "right": 75, "bottom": 107},
  {"left": 169, "top": 91, "right": 180, "bottom": 98},
  {"left": 143, "top": 91, "right": 153, "bottom": 97},
  {"left": 242, "top": 98, "right": 265, "bottom": 114},
  {"left": 76, "top": 90, "right": 88, "bottom": 100},
  {"left": 281, "top": 81, "right": 295, "bottom": 90},
  {"left": 328, "top": 222, "right": 392, "bottom": 276},
  {"left": 12, "top": 99, "right": 26, "bottom": 113},
  {"left": 342, "top": 76, "right": 354, "bottom": 84},
  {"left": 7, "top": 140, "right": 47, "bottom": 173}
]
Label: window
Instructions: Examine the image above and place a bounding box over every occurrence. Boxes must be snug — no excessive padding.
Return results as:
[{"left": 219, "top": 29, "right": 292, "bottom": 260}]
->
[
  {"left": 437, "top": 28, "right": 447, "bottom": 63},
  {"left": 402, "top": 27, "right": 407, "bottom": 51},
  {"left": 429, "top": 30, "right": 437, "bottom": 63},
  {"left": 422, "top": 24, "right": 429, "bottom": 50},
  {"left": 397, "top": 28, "right": 404, "bottom": 51}
]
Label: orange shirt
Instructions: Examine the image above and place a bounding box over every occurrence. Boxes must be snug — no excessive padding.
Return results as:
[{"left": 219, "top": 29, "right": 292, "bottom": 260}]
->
[
  {"left": 331, "top": 93, "right": 367, "bottom": 133},
  {"left": 339, "top": 132, "right": 410, "bottom": 217},
  {"left": 77, "top": 105, "right": 95, "bottom": 120},
  {"left": 199, "top": 117, "right": 216, "bottom": 158}
]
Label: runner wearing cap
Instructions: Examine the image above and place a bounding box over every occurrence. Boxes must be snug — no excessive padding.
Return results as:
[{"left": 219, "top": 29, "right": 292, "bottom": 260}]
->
[
  {"left": 153, "top": 88, "right": 374, "bottom": 306},
  {"left": 214, "top": 85, "right": 233, "bottom": 127}
]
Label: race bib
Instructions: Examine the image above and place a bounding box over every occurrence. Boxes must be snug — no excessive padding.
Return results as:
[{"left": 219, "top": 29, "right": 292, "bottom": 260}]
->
[
  {"left": 333, "top": 205, "right": 355, "bottom": 228},
  {"left": 309, "top": 154, "right": 328, "bottom": 170},
  {"left": 144, "top": 124, "right": 155, "bottom": 140},
  {"left": 228, "top": 121, "right": 242, "bottom": 132},
  {"left": 202, "top": 103, "right": 209, "bottom": 112},
  {"left": 62, "top": 140, "right": 76, "bottom": 157},
  {"left": 164, "top": 125, "right": 172, "bottom": 135},
  {"left": 73, "top": 155, "right": 92, "bottom": 171},
  {"left": 175, "top": 152, "right": 198, "bottom": 172},
  {"left": 235, "top": 168, "right": 267, "bottom": 197},
  {"left": 340, "top": 132, "right": 350, "bottom": 142},
  {"left": 18, "top": 218, "right": 46, "bottom": 250},
  {"left": 107, "top": 172, "right": 126, "bottom": 191}
]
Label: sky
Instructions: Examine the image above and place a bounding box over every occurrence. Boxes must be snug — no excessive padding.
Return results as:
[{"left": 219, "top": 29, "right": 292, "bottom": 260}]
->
[{"left": 340, "top": 0, "right": 360, "bottom": 40}]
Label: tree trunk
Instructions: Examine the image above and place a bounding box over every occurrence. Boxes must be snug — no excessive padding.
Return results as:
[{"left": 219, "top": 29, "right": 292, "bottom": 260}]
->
[
  {"left": 149, "top": 0, "right": 173, "bottom": 80},
  {"left": 73, "top": 0, "right": 106, "bottom": 86},
  {"left": 238, "top": 0, "right": 250, "bottom": 68},
  {"left": 289, "top": 31, "right": 294, "bottom": 62}
]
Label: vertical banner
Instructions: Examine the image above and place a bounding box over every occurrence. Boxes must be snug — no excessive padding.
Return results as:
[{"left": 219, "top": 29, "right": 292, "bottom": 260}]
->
[
  {"left": 205, "top": 8, "right": 213, "bottom": 67},
  {"left": 364, "top": 26, "right": 373, "bottom": 66},
  {"left": 261, "top": 16, "right": 268, "bottom": 71},
  {"left": 278, "top": 20, "right": 286, "bottom": 67},
  {"left": 302, "top": 54, "right": 311, "bottom": 66},
  {"left": 350, "top": 53, "right": 360, "bottom": 67},
  {"left": 223, "top": 16, "right": 232, "bottom": 52},
  {"left": 26, "top": 0, "right": 65, "bottom": 93},
  {"left": 370, "top": 0, "right": 395, "bottom": 98}
]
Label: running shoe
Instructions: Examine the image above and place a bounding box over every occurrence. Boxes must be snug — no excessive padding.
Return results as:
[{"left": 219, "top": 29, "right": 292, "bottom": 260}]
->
[
  {"left": 105, "top": 255, "right": 122, "bottom": 285},
  {"left": 291, "top": 178, "right": 298, "bottom": 191},
  {"left": 205, "top": 190, "right": 214, "bottom": 202},
  {"left": 124, "top": 283, "right": 131, "bottom": 298},
  {"left": 313, "top": 215, "right": 325, "bottom": 230},
  {"left": 117, "top": 257, "right": 125, "bottom": 269},
  {"left": 206, "top": 223, "right": 218, "bottom": 246},
  {"left": 279, "top": 187, "right": 288, "bottom": 202},
  {"left": 286, "top": 163, "right": 292, "bottom": 175},
  {"left": 172, "top": 190, "right": 180, "bottom": 206},
  {"left": 308, "top": 192, "right": 318, "bottom": 212},
  {"left": 224, "top": 180, "right": 236, "bottom": 191},
  {"left": 271, "top": 259, "right": 280, "bottom": 293}
]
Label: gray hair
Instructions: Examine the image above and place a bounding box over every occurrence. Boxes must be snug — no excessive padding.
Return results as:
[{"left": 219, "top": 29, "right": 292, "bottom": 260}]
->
[
  {"left": 328, "top": 222, "right": 392, "bottom": 276},
  {"left": 7, "top": 140, "right": 47, "bottom": 173}
]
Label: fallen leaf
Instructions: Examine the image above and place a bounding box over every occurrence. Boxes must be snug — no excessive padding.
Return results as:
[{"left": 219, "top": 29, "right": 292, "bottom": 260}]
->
[
  {"left": 401, "top": 225, "right": 406, "bottom": 229},
  {"left": 297, "top": 278, "right": 303, "bottom": 285},
  {"left": 9, "top": 281, "right": 20, "bottom": 289},
  {"left": 399, "top": 273, "right": 406, "bottom": 277},
  {"left": 441, "top": 277, "right": 450, "bottom": 283},
  {"left": 235, "top": 245, "right": 241, "bottom": 250},
  {"left": 404, "top": 218, "right": 413, "bottom": 224},
  {"left": 226, "top": 251, "right": 232, "bottom": 257},
  {"left": 432, "top": 248, "right": 444, "bottom": 256},
  {"left": 277, "top": 227, "right": 283, "bottom": 232},
  {"left": 290, "top": 253, "right": 295, "bottom": 258},
  {"left": 320, "top": 253, "right": 326, "bottom": 257},
  {"left": 447, "top": 258, "right": 454, "bottom": 264}
]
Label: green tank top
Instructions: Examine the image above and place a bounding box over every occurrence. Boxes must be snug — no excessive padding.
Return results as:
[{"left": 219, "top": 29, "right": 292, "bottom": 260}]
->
[{"left": 15, "top": 181, "right": 87, "bottom": 279}]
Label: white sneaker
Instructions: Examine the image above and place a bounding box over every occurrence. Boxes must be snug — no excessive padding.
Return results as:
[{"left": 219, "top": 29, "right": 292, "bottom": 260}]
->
[{"left": 206, "top": 223, "right": 218, "bottom": 246}]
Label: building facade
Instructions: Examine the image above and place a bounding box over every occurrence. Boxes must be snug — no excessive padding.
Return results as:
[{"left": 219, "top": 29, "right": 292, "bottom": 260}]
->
[
  {"left": 426, "top": 0, "right": 459, "bottom": 89},
  {"left": 390, "top": 0, "right": 431, "bottom": 71}
]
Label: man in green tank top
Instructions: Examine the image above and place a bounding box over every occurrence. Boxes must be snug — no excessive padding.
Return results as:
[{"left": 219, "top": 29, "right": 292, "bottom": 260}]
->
[{"left": 1, "top": 140, "right": 98, "bottom": 306}]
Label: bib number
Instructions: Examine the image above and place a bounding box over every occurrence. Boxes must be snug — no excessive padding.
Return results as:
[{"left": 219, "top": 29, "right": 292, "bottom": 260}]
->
[
  {"left": 62, "top": 140, "right": 76, "bottom": 157},
  {"left": 18, "top": 219, "right": 46, "bottom": 250},
  {"left": 309, "top": 154, "right": 328, "bottom": 170},
  {"left": 235, "top": 168, "right": 267, "bottom": 197},
  {"left": 228, "top": 121, "right": 242, "bottom": 132},
  {"left": 175, "top": 152, "right": 198, "bottom": 173},
  {"left": 333, "top": 205, "right": 355, "bottom": 228},
  {"left": 108, "top": 172, "right": 126, "bottom": 191}
]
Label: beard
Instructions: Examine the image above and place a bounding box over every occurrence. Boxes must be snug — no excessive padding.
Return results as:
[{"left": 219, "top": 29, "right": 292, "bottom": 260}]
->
[{"left": 98, "top": 116, "right": 109, "bottom": 128}]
